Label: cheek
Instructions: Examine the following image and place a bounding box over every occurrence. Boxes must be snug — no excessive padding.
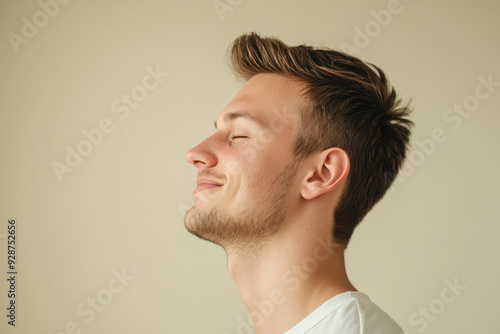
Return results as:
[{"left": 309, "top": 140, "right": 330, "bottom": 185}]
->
[
  {"left": 222, "top": 145, "right": 259, "bottom": 173},
  {"left": 238, "top": 145, "right": 259, "bottom": 164},
  {"left": 223, "top": 159, "right": 263, "bottom": 197},
  {"left": 222, "top": 141, "right": 290, "bottom": 192}
]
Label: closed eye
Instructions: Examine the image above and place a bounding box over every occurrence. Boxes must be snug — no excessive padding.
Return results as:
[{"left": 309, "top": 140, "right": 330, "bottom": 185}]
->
[{"left": 229, "top": 135, "right": 248, "bottom": 144}]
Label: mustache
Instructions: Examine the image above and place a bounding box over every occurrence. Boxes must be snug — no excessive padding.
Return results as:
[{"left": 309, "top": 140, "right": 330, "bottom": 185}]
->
[{"left": 197, "top": 170, "right": 226, "bottom": 184}]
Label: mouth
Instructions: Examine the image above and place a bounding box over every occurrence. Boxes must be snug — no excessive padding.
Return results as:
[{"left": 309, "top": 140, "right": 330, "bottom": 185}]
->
[
  {"left": 194, "top": 177, "right": 224, "bottom": 194},
  {"left": 193, "top": 183, "right": 223, "bottom": 194}
]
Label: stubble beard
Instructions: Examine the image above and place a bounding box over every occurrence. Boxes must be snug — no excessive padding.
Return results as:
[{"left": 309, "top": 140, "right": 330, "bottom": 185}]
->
[{"left": 184, "top": 162, "right": 298, "bottom": 249}]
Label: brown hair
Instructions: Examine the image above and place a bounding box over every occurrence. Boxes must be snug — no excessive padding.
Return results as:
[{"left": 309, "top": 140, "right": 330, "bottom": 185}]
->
[{"left": 228, "top": 32, "right": 413, "bottom": 246}]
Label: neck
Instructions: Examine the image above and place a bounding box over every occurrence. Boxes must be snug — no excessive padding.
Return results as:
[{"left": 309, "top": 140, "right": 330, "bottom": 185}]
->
[{"left": 224, "top": 214, "right": 356, "bottom": 333}]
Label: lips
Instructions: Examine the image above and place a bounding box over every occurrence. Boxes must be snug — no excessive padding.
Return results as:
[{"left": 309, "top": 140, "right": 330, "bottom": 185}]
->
[
  {"left": 196, "top": 178, "right": 223, "bottom": 187},
  {"left": 194, "top": 178, "right": 223, "bottom": 194}
]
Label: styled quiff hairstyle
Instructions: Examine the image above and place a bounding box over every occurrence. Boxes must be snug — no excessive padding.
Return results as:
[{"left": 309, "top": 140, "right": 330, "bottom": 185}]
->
[{"left": 228, "top": 32, "right": 413, "bottom": 246}]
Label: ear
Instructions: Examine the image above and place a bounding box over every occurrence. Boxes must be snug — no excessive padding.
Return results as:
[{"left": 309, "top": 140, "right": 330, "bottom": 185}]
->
[{"left": 300, "top": 148, "right": 350, "bottom": 200}]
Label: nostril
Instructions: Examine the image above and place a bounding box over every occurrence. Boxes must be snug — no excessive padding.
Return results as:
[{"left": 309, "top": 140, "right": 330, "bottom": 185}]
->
[
  {"left": 193, "top": 160, "right": 205, "bottom": 168},
  {"left": 186, "top": 149, "right": 208, "bottom": 168}
]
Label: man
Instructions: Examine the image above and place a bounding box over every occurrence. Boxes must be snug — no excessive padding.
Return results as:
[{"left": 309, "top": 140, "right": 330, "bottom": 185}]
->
[{"left": 184, "top": 32, "right": 412, "bottom": 333}]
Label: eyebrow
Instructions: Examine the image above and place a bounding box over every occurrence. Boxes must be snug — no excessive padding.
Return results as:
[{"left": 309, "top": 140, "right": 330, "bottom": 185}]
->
[{"left": 214, "top": 111, "right": 264, "bottom": 129}]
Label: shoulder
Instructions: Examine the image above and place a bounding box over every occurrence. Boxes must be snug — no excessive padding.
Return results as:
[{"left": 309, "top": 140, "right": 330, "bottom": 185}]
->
[
  {"left": 288, "top": 291, "right": 405, "bottom": 334},
  {"left": 333, "top": 291, "right": 404, "bottom": 334}
]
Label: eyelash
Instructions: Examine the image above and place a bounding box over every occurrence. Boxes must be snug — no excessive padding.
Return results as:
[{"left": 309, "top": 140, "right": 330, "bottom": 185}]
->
[
  {"left": 229, "top": 135, "right": 248, "bottom": 143},
  {"left": 229, "top": 136, "right": 248, "bottom": 141}
]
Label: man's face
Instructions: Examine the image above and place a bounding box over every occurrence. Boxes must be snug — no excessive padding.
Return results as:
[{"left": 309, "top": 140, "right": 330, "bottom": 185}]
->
[{"left": 184, "top": 73, "right": 307, "bottom": 248}]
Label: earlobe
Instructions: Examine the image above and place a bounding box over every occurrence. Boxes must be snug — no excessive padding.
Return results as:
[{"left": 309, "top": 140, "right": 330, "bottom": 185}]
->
[{"left": 301, "top": 148, "right": 350, "bottom": 200}]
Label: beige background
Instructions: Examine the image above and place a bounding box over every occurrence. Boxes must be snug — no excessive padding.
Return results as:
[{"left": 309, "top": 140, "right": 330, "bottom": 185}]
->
[{"left": 1, "top": 0, "right": 499, "bottom": 333}]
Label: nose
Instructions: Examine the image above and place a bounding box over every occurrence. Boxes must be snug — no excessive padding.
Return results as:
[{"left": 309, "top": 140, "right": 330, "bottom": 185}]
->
[{"left": 185, "top": 138, "right": 218, "bottom": 169}]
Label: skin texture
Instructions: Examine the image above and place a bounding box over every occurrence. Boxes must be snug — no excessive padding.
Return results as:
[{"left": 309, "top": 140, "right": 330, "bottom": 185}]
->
[{"left": 184, "top": 73, "right": 357, "bottom": 333}]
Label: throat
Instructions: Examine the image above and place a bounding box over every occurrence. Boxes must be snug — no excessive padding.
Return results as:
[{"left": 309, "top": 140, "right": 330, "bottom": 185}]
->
[{"left": 224, "top": 240, "right": 354, "bottom": 333}]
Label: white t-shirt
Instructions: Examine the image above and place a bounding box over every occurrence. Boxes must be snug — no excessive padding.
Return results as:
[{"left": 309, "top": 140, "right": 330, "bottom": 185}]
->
[{"left": 283, "top": 291, "right": 404, "bottom": 334}]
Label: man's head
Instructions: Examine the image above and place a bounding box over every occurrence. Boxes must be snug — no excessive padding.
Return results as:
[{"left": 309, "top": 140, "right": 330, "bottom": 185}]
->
[{"left": 184, "top": 32, "right": 412, "bottom": 248}]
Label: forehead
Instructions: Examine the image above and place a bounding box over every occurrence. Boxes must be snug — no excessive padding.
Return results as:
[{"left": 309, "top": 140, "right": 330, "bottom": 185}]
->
[{"left": 216, "top": 73, "right": 307, "bottom": 130}]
